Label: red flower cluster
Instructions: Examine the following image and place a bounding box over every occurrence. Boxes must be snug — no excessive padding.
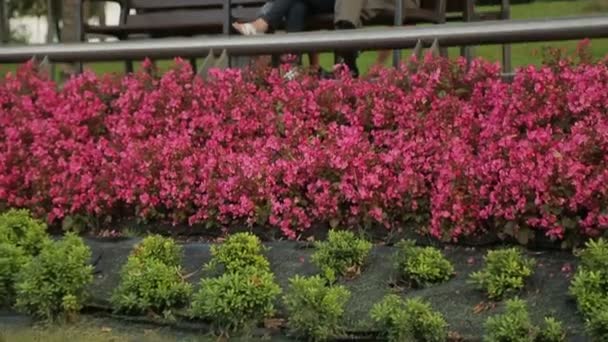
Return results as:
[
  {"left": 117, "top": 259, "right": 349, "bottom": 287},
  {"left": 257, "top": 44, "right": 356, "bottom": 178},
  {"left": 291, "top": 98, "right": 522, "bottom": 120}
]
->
[{"left": 1, "top": 49, "right": 607, "bottom": 241}]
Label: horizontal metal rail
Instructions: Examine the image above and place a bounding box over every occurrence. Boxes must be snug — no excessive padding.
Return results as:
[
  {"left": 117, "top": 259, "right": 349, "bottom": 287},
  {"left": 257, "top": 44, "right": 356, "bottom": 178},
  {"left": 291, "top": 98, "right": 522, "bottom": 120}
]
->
[{"left": 0, "top": 15, "right": 607, "bottom": 63}]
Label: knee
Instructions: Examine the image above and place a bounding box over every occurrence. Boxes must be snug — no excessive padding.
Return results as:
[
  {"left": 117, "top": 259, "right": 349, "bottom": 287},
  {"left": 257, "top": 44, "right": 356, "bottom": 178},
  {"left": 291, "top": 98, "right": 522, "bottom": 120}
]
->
[{"left": 289, "top": 1, "right": 309, "bottom": 17}]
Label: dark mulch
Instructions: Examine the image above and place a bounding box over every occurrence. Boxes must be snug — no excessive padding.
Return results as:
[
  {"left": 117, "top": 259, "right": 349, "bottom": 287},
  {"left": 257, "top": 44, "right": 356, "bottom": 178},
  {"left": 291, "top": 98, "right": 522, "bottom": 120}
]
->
[{"left": 84, "top": 238, "right": 587, "bottom": 341}]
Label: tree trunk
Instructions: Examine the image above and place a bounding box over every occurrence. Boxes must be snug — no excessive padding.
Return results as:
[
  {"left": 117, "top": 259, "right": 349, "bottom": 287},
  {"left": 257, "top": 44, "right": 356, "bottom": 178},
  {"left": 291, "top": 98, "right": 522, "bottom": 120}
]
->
[
  {"left": 61, "top": 0, "right": 79, "bottom": 42},
  {"left": 0, "top": 0, "right": 8, "bottom": 43},
  {"left": 60, "top": 0, "right": 80, "bottom": 76}
]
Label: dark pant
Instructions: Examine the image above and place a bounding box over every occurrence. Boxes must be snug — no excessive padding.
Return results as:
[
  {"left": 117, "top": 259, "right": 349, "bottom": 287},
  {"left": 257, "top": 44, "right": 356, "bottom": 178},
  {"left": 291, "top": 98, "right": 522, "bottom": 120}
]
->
[
  {"left": 261, "top": 0, "right": 335, "bottom": 33},
  {"left": 334, "top": 20, "right": 359, "bottom": 76}
]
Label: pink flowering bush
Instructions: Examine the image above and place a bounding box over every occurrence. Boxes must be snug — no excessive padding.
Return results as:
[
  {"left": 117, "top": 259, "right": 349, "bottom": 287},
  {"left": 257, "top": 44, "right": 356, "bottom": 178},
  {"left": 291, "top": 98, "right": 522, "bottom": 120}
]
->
[{"left": 1, "top": 45, "right": 607, "bottom": 243}]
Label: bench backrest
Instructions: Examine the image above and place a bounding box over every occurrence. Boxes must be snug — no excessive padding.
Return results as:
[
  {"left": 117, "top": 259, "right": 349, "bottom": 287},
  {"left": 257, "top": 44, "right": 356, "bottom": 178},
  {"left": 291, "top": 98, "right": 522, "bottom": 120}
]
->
[
  {"left": 118, "top": 0, "right": 266, "bottom": 36},
  {"left": 127, "top": 0, "right": 265, "bottom": 11},
  {"left": 444, "top": 0, "right": 467, "bottom": 13}
]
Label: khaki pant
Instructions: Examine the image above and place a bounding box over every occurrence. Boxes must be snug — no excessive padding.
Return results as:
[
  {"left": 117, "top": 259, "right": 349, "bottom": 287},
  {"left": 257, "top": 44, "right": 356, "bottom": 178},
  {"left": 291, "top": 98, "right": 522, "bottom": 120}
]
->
[{"left": 334, "top": 0, "right": 420, "bottom": 27}]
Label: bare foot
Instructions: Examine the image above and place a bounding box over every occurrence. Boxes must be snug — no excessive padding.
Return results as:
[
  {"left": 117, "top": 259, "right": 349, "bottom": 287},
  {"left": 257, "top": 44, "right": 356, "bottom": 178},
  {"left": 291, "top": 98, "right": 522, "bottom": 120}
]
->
[{"left": 232, "top": 18, "right": 269, "bottom": 35}]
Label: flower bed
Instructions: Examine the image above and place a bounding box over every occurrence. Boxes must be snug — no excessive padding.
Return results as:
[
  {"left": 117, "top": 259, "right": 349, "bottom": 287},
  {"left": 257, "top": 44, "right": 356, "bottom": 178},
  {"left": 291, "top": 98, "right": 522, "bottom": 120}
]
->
[{"left": 1, "top": 47, "right": 607, "bottom": 242}]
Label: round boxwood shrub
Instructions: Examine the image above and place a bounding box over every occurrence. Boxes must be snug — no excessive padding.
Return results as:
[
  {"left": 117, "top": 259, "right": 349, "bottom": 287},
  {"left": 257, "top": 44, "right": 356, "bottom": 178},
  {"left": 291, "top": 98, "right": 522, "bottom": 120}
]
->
[
  {"left": 206, "top": 232, "right": 270, "bottom": 274},
  {"left": 0, "top": 209, "right": 50, "bottom": 255},
  {"left": 484, "top": 298, "right": 566, "bottom": 342},
  {"left": 370, "top": 294, "right": 448, "bottom": 342},
  {"left": 394, "top": 240, "right": 454, "bottom": 288},
  {"left": 311, "top": 230, "right": 372, "bottom": 281},
  {"left": 577, "top": 238, "right": 608, "bottom": 271},
  {"left": 585, "top": 310, "right": 608, "bottom": 341},
  {"left": 0, "top": 242, "right": 29, "bottom": 304},
  {"left": 569, "top": 269, "right": 607, "bottom": 316},
  {"left": 111, "top": 257, "right": 192, "bottom": 316},
  {"left": 131, "top": 234, "right": 183, "bottom": 266},
  {"left": 283, "top": 275, "right": 351, "bottom": 341},
  {"left": 0, "top": 209, "right": 50, "bottom": 306},
  {"left": 14, "top": 233, "right": 93, "bottom": 320},
  {"left": 111, "top": 236, "right": 191, "bottom": 316},
  {"left": 469, "top": 248, "right": 534, "bottom": 300},
  {"left": 191, "top": 267, "right": 281, "bottom": 334},
  {"left": 569, "top": 238, "right": 608, "bottom": 340}
]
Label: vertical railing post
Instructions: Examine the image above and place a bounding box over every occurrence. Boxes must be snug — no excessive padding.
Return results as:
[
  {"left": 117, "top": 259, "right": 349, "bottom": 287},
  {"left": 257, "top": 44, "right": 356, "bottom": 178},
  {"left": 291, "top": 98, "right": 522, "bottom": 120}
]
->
[
  {"left": 47, "top": 0, "right": 57, "bottom": 43},
  {"left": 501, "top": 0, "right": 512, "bottom": 73},
  {"left": 224, "top": 0, "right": 231, "bottom": 35},
  {"left": 225, "top": 0, "right": 233, "bottom": 67},
  {"left": 461, "top": 0, "right": 475, "bottom": 67},
  {"left": 47, "top": 0, "right": 58, "bottom": 80},
  {"left": 393, "top": 0, "right": 404, "bottom": 68},
  {"left": 0, "top": 0, "right": 9, "bottom": 44}
]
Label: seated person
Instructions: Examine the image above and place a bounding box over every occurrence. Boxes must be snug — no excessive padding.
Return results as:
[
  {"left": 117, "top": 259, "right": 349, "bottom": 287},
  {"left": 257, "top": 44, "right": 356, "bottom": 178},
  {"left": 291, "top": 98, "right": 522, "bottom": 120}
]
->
[
  {"left": 234, "top": 0, "right": 332, "bottom": 73},
  {"left": 233, "top": 0, "right": 335, "bottom": 35},
  {"left": 334, "top": 0, "right": 421, "bottom": 74},
  {"left": 253, "top": 0, "right": 321, "bottom": 70}
]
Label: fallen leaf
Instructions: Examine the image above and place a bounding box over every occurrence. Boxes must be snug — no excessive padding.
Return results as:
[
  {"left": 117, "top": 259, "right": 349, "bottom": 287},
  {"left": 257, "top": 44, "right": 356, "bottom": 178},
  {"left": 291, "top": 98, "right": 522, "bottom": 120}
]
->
[
  {"left": 182, "top": 270, "right": 198, "bottom": 280},
  {"left": 264, "top": 318, "right": 286, "bottom": 330},
  {"left": 448, "top": 331, "right": 464, "bottom": 341},
  {"left": 344, "top": 265, "right": 361, "bottom": 279},
  {"left": 473, "top": 301, "right": 495, "bottom": 314}
]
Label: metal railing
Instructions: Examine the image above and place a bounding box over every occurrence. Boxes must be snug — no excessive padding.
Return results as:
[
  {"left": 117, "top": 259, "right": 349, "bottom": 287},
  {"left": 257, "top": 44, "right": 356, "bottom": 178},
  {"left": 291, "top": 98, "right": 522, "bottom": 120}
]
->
[{"left": 0, "top": 15, "right": 607, "bottom": 65}]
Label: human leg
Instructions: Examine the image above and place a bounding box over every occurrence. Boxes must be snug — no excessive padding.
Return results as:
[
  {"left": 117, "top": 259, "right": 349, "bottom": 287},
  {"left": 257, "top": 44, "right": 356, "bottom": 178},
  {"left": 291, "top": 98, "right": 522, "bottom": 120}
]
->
[
  {"left": 375, "top": 50, "right": 391, "bottom": 66},
  {"left": 332, "top": 0, "right": 366, "bottom": 76},
  {"left": 233, "top": 0, "right": 304, "bottom": 34},
  {"left": 283, "top": 0, "right": 309, "bottom": 32},
  {"left": 305, "top": 0, "right": 335, "bottom": 14}
]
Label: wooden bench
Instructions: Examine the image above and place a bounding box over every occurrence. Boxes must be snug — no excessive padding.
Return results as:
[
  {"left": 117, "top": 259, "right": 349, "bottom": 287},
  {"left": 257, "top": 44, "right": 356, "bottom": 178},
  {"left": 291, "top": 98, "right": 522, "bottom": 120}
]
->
[
  {"left": 76, "top": 0, "right": 267, "bottom": 71},
  {"left": 76, "top": 0, "right": 454, "bottom": 71}
]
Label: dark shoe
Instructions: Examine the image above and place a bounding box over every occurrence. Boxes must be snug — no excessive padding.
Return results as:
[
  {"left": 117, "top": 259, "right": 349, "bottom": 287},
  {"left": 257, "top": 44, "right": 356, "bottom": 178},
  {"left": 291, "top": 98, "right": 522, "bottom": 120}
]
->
[{"left": 334, "top": 20, "right": 360, "bottom": 78}]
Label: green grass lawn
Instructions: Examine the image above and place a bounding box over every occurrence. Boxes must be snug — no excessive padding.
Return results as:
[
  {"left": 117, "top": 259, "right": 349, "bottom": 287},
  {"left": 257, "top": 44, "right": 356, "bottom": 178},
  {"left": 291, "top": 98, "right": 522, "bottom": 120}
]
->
[{"left": 0, "top": 0, "right": 606, "bottom": 77}]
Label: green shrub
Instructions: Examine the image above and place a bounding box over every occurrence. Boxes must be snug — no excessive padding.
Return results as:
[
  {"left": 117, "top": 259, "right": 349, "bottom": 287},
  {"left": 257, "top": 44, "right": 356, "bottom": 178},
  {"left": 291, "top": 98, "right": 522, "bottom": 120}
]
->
[
  {"left": 394, "top": 240, "right": 454, "bottom": 288},
  {"left": 191, "top": 268, "right": 281, "bottom": 334},
  {"left": 484, "top": 298, "right": 566, "bottom": 342},
  {"left": 371, "top": 294, "right": 411, "bottom": 342},
  {"left": 569, "top": 238, "right": 608, "bottom": 340},
  {"left": 578, "top": 238, "right": 608, "bottom": 272},
  {"left": 206, "top": 232, "right": 270, "bottom": 274},
  {"left": 0, "top": 243, "right": 29, "bottom": 304},
  {"left": 0, "top": 209, "right": 50, "bottom": 255},
  {"left": 14, "top": 233, "right": 93, "bottom": 320},
  {"left": 537, "top": 317, "right": 566, "bottom": 342},
  {"left": 111, "top": 257, "right": 192, "bottom": 316},
  {"left": 585, "top": 309, "right": 608, "bottom": 341},
  {"left": 131, "top": 235, "right": 183, "bottom": 267},
  {"left": 283, "top": 275, "right": 350, "bottom": 341},
  {"left": 311, "top": 230, "right": 372, "bottom": 281},
  {"left": 484, "top": 298, "right": 534, "bottom": 342},
  {"left": 0, "top": 209, "right": 50, "bottom": 305},
  {"left": 111, "top": 236, "right": 190, "bottom": 316},
  {"left": 469, "top": 248, "right": 534, "bottom": 300},
  {"left": 569, "top": 269, "right": 607, "bottom": 315},
  {"left": 370, "top": 294, "right": 448, "bottom": 342}
]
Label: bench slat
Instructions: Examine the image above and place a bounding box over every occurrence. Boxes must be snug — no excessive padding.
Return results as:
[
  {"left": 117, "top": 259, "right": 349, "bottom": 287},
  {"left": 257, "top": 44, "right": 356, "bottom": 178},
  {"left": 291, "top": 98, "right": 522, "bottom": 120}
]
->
[
  {"left": 83, "top": 0, "right": 447, "bottom": 40},
  {"left": 128, "top": 0, "right": 265, "bottom": 10},
  {"left": 85, "top": 7, "right": 261, "bottom": 37}
]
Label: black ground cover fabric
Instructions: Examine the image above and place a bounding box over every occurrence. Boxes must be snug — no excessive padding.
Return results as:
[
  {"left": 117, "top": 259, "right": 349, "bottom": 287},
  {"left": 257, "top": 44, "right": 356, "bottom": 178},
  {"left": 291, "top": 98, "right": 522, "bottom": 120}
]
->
[{"left": 83, "top": 238, "right": 586, "bottom": 340}]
